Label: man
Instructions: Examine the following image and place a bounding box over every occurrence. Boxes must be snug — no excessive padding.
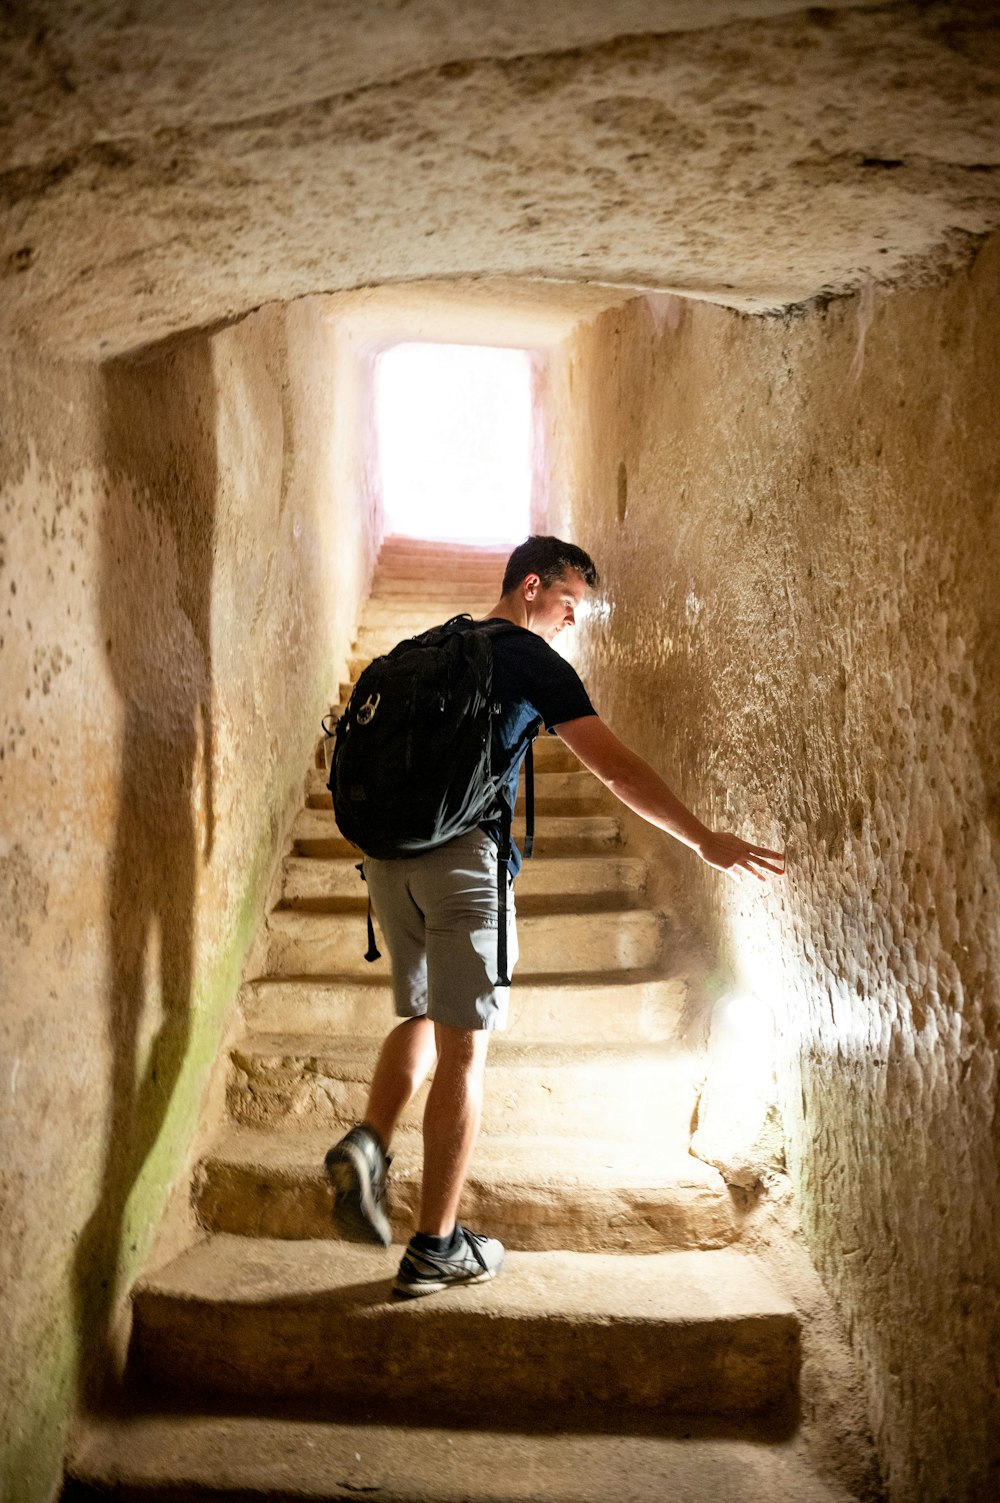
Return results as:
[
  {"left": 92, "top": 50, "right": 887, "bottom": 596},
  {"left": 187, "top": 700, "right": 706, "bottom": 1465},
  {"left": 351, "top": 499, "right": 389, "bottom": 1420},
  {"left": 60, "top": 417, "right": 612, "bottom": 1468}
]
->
[{"left": 325, "top": 536, "right": 784, "bottom": 1299}]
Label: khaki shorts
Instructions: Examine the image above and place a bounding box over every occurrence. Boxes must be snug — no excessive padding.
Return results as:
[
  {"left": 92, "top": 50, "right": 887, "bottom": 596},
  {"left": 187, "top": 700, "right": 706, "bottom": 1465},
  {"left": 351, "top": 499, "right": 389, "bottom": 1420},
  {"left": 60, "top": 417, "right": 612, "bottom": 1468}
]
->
[{"left": 362, "top": 830, "right": 518, "bottom": 1032}]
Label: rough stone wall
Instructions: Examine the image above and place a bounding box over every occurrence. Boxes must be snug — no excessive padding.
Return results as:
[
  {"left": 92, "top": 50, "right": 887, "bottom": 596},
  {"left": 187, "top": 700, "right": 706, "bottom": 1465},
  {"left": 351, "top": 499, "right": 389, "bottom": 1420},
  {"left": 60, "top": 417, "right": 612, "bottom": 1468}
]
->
[
  {"left": 554, "top": 238, "right": 1000, "bottom": 1502},
  {"left": 0, "top": 299, "right": 376, "bottom": 1503}
]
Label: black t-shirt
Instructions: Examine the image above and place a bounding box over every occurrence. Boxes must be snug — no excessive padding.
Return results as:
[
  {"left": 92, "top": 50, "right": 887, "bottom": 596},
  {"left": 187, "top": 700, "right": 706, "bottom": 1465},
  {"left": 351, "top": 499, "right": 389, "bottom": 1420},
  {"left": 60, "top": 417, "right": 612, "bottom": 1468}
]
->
[{"left": 478, "top": 620, "right": 597, "bottom": 874}]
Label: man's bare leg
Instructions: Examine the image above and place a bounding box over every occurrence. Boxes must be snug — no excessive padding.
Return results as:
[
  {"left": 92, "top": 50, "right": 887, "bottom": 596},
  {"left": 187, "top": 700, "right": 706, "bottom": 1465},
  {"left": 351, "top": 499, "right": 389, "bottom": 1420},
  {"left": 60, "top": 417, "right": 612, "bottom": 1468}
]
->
[
  {"left": 364, "top": 1015, "right": 437, "bottom": 1152},
  {"left": 325, "top": 1015, "right": 437, "bottom": 1246},
  {"left": 418, "top": 1022, "right": 490, "bottom": 1236}
]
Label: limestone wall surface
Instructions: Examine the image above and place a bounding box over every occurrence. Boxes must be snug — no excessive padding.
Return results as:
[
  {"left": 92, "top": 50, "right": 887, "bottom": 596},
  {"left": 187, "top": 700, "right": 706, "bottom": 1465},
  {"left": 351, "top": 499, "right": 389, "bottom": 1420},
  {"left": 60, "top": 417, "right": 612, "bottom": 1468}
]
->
[
  {"left": 554, "top": 238, "right": 1000, "bottom": 1502},
  {"left": 0, "top": 300, "right": 376, "bottom": 1502}
]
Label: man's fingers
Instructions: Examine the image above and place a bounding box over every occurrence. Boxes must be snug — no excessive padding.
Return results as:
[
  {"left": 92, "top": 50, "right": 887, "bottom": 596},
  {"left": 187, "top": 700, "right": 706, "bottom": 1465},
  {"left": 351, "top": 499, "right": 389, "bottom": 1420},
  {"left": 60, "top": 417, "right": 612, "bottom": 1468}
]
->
[
  {"left": 749, "top": 856, "right": 785, "bottom": 875},
  {"left": 747, "top": 845, "right": 785, "bottom": 863},
  {"left": 728, "top": 848, "right": 786, "bottom": 880},
  {"left": 709, "top": 837, "right": 786, "bottom": 880}
]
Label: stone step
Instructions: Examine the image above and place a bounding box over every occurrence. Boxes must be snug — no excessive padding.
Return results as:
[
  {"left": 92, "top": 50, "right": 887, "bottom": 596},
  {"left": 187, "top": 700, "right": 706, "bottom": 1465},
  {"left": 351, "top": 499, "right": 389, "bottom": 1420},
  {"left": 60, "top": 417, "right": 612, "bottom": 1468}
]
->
[
  {"left": 226, "top": 1035, "right": 698, "bottom": 1144},
  {"left": 354, "top": 619, "right": 500, "bottom": 648},
  {"left": 128, "top": 1237, "right": 800, "bottom": 1420},
  {"left": 275, "top": 852, "right": 645, "bottom": 913},
  {"left": 339, "top": 651, "right": 592, "bottom": 707},
  {"left": 264, "top": 907, "right": 664, "bottom": 978},
  {"left": 356, "top": 602, "right": 489, "bottom": 627},
  {"left": 381, "top": 535, "right": 508, "bottom": 550},
  {"left": 316, "top": 736, "right": 585, "bottom": 782},
  {"left": 379, "top": 534, "right": 510, "bottom": 555},
  {"left": 518, "top": 732, "right": 579, "bottom": 769},
  {"left": 375, "top": 559, "right": 505, "bottom": 582},
  {"left": 318, "top": 727, "right": 578, "bottom": 772},
  {"left": 344, "top": 650, "right": 599, "bottom": 697},
  {"left": 353, "top": 626, "right": 457, "bottom": 655},
  {"left": 361, "top": 604, "right": 497, "bottom": 631},
  {"left": 373, "top": 569, "right": 505, "bottom": 587},
  {"left": 193, "top": 1126, "right": 736, "bottom": 1251},
  {"left": 353, "top": 615, "right": 502, "bottom": 646},
  {"left": 375, "top": 558, "right": 508, "bottom": 571},
  {"left": 305, "top": 765, "right": 606, "bottom": 814},
  {"left": 240, "top": 972, "right": 690, "bottom": 1045},
  {"left": 290, "top": 808, "right": 622, "bottom": 859},
  {"left": 358, "top": 604, "right": 496, "bottom": 633},
  {"left": 370, "top": 578, "right": 499, "bottom": 600},
  {"left": 369, "top": 580, "right": 502, "bottom": 602},
  {"left": 66, "top": 1412, "right": 851, "bottom": 1503}
]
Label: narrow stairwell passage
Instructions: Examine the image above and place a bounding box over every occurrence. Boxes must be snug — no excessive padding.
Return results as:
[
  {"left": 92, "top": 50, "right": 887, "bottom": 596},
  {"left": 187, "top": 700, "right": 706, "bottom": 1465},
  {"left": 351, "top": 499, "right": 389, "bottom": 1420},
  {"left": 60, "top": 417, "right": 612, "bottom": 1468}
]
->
[{"left": 67, "top": 538, "right": 850, "bottom": 1501}]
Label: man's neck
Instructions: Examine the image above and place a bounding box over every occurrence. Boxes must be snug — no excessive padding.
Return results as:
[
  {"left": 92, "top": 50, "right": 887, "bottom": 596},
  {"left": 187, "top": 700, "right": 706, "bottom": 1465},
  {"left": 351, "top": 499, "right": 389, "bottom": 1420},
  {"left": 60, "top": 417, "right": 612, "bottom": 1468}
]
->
[{"left": 480, "top": 597, "right": 527, "bottom": 630}]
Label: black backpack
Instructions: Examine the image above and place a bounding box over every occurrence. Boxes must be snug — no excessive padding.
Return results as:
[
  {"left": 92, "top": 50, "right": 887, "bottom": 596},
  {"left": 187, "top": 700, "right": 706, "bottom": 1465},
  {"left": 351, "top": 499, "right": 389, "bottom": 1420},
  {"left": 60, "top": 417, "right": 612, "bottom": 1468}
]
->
[{"left": 325, "top": 615, "right": 540, "bottom": 985}]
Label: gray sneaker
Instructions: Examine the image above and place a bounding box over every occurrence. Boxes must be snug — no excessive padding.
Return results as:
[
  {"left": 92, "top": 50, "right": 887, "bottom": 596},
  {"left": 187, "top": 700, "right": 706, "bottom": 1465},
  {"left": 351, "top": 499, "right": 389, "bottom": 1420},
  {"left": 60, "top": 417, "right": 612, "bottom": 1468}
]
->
[
  {"left": 393, "top": 1225, "right": 504, "bottom": 1299},
  {"left": 324, "top": 1125, "right": 392, "bottom": 1247}
]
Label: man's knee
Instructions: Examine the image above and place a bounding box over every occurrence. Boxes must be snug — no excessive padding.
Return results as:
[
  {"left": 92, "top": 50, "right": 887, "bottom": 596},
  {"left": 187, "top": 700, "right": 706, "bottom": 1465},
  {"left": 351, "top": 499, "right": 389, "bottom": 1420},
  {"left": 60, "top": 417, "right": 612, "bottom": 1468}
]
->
[{"left": 434, "top": 1021, "right": 490, "bottom": 1074}]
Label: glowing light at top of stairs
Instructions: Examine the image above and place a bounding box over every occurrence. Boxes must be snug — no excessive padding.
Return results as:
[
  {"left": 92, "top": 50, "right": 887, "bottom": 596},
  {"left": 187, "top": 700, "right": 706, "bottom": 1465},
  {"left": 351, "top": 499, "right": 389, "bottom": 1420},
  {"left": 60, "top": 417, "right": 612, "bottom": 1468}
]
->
[{"left": 375, "top": 342, "right": 532, "bottom": 544}]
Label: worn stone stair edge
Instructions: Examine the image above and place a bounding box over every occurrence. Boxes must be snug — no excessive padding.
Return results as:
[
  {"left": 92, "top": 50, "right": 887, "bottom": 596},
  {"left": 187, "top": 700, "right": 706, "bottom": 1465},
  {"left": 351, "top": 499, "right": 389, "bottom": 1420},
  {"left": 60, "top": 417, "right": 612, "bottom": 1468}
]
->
[
  {"left": 237, "top": 969, "right": 694, "bottom": 1022},
  {"left": 316, "top": 731, "right": 578, "bottom": 766},
  {"left": 135, "top": 1238, "right": 796, "bottom": 1318},
  {"left": 192, "top": 1125, "right": 738, "bottom": 1251},
  {"left": 263, "top": 907, "right": 665, "bottom": 975},
  {"left": 224, "top": 1034, "right": 702, "bottom": 1141},
  {"left": 266, "top": 906, "right": 662, "bottom": 932},
  {"left": 129, "top": 1240, "right": 800, "bottom": 1418},
  {"left": 230, "top": 1033, "right": 698, "bottom": 1069},
  {"left": 66, "top": 1413, "right": 854, "bottom": 1503},
  {"left": 240, "top": 969, "right": 690, "bottom": 1003},
  {"left": 225, "top": 1090, "right": 696, "bottom": 1148},
  {"left": 238, "top": 971, "right": 692, "bottom": 1047},
  {"left": 278, "top": 852, "right": 646, "bottom": 875},
  {"left": 290, "top": 812, "right": 624, "bottom": 859},
  {"left": 198, "top": 1123, "right": 727, "bottom": 1184}
]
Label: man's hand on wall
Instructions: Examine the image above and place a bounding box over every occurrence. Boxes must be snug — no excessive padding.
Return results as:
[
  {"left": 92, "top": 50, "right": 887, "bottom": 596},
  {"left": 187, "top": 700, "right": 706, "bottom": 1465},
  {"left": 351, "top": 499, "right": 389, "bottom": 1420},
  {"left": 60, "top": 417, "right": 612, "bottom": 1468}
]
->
[{"left": 696, "top": 832, "right": 785, "bottom": 882}]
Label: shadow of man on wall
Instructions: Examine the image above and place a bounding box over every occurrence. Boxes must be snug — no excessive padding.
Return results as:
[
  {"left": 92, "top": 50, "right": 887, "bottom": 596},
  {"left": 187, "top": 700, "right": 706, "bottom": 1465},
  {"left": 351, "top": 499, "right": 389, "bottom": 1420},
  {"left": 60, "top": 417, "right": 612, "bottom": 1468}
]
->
[{"left": 73, "top": 334, "right": 218, "bottom": 1408}]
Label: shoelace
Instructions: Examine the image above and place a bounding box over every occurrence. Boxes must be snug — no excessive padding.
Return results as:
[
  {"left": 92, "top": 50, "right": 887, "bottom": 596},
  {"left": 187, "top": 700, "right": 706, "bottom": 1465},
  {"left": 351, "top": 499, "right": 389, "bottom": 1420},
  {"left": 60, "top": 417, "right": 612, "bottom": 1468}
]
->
[{"left": 459, "top": 1225, "right": 489, "bottom": 1271}]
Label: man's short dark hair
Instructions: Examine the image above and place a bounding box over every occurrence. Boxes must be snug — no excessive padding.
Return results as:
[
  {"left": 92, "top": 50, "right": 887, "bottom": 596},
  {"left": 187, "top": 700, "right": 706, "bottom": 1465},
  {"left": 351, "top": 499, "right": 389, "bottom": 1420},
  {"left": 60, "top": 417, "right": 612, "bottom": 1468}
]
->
[{"left": 502, "top": 536, "right": 598, "bottom": 595}]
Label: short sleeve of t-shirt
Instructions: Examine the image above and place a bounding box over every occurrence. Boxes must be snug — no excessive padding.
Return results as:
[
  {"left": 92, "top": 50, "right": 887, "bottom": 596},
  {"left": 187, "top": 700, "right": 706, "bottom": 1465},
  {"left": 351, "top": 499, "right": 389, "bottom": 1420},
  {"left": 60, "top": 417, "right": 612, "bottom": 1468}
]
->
[
  {"left": 489, "top": 625, "right": 596, "bottom": 736},
  {"left": 478, "top": 623, "right": 597, "bottom": 872}
]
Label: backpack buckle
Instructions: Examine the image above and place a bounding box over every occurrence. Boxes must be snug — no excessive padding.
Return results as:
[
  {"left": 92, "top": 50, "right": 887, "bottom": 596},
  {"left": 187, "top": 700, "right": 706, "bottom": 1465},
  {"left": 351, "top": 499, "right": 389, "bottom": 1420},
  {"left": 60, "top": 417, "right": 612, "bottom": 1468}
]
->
[{"left": 356, "top": 693, "right": 380, "bottom": 726}]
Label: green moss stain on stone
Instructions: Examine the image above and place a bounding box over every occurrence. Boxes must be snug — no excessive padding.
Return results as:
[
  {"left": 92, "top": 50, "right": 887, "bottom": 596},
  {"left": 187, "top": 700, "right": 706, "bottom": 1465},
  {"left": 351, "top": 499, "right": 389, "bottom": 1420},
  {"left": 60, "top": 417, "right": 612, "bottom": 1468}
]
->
[
  {"left": 2, "top": 1313, "right": 79, "bottom": 1503},
  {"left": 1, "top": 731, "right": 322, "bottom": 1503}
]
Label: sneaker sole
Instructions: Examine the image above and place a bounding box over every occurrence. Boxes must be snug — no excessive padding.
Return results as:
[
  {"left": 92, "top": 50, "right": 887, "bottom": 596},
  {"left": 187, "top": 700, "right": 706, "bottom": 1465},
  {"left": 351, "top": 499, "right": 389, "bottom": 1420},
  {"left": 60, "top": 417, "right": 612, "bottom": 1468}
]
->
[
  {"left": 323, "top": 1143, "right": 392, "bottom": 1248},
  {"left": 391, "top": 1260, "right": 502, "bottom": 1300}
]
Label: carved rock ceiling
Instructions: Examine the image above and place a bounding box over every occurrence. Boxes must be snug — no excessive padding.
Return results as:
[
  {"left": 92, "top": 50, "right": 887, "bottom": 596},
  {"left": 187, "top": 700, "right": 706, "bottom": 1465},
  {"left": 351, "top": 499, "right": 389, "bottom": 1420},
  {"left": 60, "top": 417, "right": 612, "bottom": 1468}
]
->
[{"left": 1, "top": 0, "right": 998, "bottom": 356}]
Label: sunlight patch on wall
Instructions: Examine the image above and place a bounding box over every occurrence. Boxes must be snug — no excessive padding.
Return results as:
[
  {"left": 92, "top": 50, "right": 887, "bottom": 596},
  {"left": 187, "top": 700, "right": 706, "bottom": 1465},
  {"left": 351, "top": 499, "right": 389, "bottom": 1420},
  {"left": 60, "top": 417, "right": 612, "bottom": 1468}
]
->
[{"left": 375, "top": 342, "right": 532, "bottom": 544}]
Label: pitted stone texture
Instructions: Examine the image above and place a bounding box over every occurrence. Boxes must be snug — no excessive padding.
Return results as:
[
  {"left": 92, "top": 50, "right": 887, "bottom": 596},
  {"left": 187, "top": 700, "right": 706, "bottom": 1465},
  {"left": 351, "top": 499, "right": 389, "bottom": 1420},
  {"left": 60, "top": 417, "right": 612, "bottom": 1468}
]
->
[
  {"left": 556, "top": 237, "right": 1000, "bottom": 1501},
  {"left": 0, "top": 306, "right": 378, "bottom": 1502},
  {"left": 225, "top": 1035, "right": 699, "bottom": 1147},
  {"left": 278, "top": 853, "right": 641, "bottom": 918},
  {"left": 65, "top": 1412, "right": 857, "bottom": 1503},
  {"left": 192, "top": 1126, "right": 737, "bottom": 1251},
  {"left": 291, "top": 807, "right": 623, "bottom": 859},
  {"left": 240, "top": 973, "right": 691, "bottom": 1046},
  {"left": 264, "top": 907, "right": 664, "bottom": 977},
  {"left": 2, "top": 2, "right": 999, "bottom": 354},
  {"left": 306, "top": 764, "right": 604, "bottom": 811},
  {"left": 129, "top": 1236, "right": 800, "bottom": 1418}
]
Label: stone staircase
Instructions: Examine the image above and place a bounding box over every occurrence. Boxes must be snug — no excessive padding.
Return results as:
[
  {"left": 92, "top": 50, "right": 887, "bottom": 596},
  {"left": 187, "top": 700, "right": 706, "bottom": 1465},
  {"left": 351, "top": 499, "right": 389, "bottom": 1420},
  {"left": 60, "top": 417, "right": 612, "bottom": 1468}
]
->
[{"left": 66, "top": 537, "right": 849, "bottom": 1501}]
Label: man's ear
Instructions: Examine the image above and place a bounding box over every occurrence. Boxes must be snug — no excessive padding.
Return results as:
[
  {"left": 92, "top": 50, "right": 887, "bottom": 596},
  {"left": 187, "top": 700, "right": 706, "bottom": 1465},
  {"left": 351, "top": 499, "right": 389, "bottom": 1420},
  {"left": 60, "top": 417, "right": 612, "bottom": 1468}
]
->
[{"left": 523, "top": 572, "right": 541, "bottom": 599}]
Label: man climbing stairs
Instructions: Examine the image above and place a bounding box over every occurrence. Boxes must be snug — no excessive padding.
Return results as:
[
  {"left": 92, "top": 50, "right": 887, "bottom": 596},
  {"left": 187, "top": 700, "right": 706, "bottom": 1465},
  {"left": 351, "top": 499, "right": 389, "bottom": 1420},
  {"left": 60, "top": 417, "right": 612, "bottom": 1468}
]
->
[{"left": 65, "top": 537, "right": 851, "bottom": 1501}]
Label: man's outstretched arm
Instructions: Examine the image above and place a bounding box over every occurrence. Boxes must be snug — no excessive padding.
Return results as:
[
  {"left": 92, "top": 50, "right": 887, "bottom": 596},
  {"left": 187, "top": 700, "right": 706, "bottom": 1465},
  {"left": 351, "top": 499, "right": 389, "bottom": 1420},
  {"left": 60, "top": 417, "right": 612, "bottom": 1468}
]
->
[{"left": 555, "top": 715, "right": 784, "bottom": 882}]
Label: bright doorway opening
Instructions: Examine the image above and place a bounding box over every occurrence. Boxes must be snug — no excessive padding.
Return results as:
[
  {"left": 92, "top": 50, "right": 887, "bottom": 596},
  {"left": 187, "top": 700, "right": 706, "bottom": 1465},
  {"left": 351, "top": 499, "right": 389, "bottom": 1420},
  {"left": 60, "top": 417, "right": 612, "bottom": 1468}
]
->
[{"left": 375, "top": 342, "right": 533, "bottom": 544}]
